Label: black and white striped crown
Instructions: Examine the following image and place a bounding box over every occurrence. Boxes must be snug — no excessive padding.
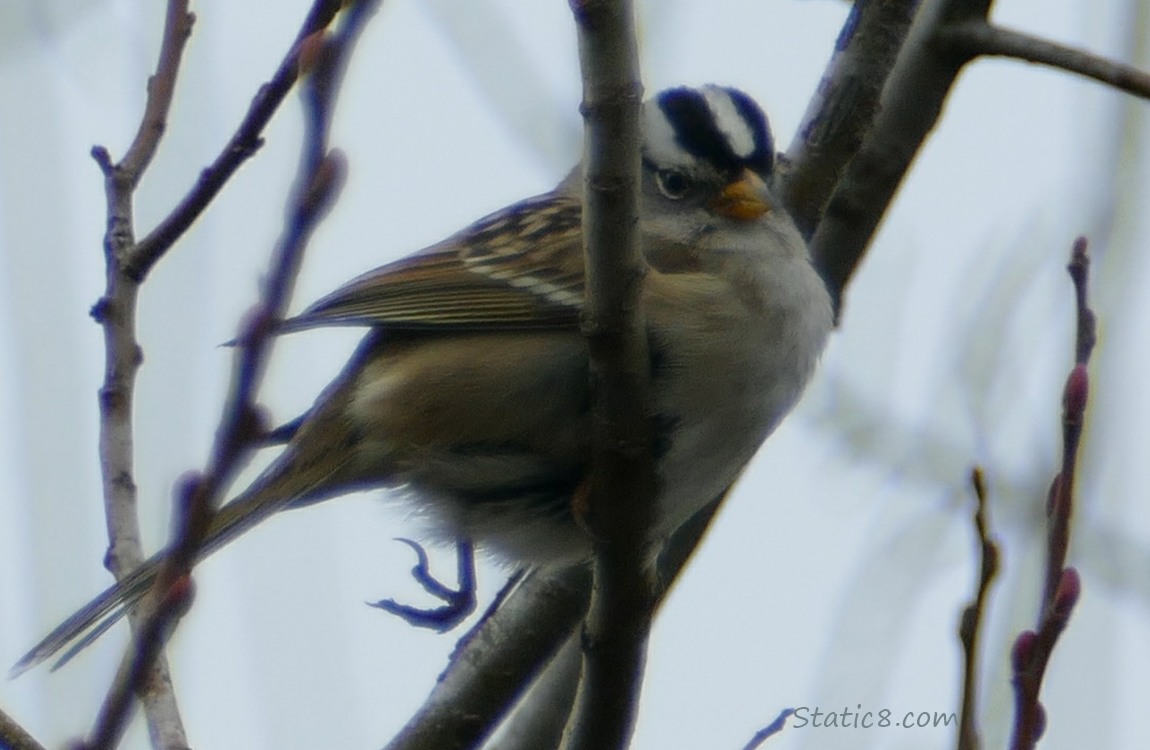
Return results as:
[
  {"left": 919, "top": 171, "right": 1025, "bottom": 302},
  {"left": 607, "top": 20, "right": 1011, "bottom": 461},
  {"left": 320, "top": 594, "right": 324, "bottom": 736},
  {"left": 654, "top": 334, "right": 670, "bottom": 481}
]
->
[{"left": 642, "top": 85, "right": 775, "bottom": 179}]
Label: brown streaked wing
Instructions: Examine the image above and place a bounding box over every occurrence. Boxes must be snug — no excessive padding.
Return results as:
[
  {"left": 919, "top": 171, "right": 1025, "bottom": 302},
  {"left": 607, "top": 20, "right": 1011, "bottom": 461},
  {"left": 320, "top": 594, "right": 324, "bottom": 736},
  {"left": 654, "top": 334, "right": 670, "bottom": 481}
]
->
[{"left": 285, "top": 193, "right": 586, "bottom": 332}]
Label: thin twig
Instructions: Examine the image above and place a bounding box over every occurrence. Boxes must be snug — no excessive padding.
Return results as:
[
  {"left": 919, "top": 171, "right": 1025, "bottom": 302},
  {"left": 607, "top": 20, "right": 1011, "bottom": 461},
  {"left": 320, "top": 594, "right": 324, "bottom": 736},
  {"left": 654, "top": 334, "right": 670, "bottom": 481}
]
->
[
  {"left": 741, "top": 708, "right": 794, "bottom": 750},
  {"left": 10, "top": 0, "right": 344, "bottom": 683},
  {"left": 124, "top": 0, "right": 345, "bottom": 281},
  {"left": 90, "top": 2, "right": 195, "bottom": 747},
  {"left": 1041, "top": 240, "right": 1094, "bottom": 603},
  {"left": 117, "top": 3, "right": 194, "bottom": 180},
  {"left": 561, "top": 1, "right": 654, "bottom": 749},
  {"left": 956, "top": 467, "right": 1000, "bottom": 750},
  {"left": 83, "top": 2, "right": 380, "bottom": 746},
  {"left": 809, "top": 0, "right": 1150, "bottom": 318},
  {"left": 1008, "top": 237, "right": 1094, "bottom": 750},
  {"left": 938, "top": 20, "right": 1150, "bottom": 101},
  {"left": 1067, "top": 238, "right": 1098, "bottom": 371},
  {"left": 0, "top": 707, "right": 48, "bottom": 750},
  {"left": 86, "top": 570, "right": 194, "bottom": 750}
]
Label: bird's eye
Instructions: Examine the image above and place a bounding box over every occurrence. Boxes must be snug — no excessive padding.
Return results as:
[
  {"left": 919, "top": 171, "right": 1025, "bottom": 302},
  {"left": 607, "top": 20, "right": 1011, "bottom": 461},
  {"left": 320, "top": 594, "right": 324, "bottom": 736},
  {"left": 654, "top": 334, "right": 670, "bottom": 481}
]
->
[{"left": 656, "top": 169, "right": 691, "bottom": 200}]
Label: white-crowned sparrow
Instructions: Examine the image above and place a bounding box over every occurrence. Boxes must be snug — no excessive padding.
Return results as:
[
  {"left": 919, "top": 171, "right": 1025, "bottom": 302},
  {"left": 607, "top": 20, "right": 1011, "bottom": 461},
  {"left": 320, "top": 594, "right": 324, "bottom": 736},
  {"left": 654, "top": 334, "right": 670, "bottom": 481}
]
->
[{"left": 17, "top": 85, "right": 832, "bottom": 672}]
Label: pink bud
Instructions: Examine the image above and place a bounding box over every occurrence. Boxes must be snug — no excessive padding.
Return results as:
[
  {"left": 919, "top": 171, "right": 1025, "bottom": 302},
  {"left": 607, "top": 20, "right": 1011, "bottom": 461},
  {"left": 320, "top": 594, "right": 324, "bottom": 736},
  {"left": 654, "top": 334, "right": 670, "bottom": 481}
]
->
[
  {"left": 1053, "top": 568, "right": 1082, "bottom": 619},
  {"left": 1063, "top": 364, "right": 1089, "bottom": 418},
  {"left": 296, "top": 31, "right": 329, "bottom": 75},
  {"left": 162, "top": 573, "right": 195, "bottom": 616},
  {"left": 1034, "top": 702, "right": 1047, "bottom": 740},
  {"left": 1012, "top": 630, "right": 1037, "bottom": 671}
]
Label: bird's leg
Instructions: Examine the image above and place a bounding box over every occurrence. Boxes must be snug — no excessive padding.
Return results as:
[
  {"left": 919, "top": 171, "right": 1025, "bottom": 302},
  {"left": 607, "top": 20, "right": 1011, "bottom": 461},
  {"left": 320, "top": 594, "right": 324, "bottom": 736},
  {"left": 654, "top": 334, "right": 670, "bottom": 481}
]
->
[{"left": 368, "top": 538, "right": 477, "bottom": 632}]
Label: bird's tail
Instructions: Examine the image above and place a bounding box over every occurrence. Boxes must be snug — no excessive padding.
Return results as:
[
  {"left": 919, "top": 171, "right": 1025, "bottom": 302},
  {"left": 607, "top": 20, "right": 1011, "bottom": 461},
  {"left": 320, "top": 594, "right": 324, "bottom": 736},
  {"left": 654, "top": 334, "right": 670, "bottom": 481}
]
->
[{"left": 11, "top": 444, "right": 355, "bottom": 677}]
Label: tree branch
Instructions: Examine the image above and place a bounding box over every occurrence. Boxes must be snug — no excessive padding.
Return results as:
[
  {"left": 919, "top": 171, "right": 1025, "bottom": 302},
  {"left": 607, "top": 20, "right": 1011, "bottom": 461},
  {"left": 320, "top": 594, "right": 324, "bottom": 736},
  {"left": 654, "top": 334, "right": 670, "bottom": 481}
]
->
[
  {"left": 493, "top": 636, "right": 583, "bottom": 750},
  {"left": 117, "top": 3, "right": 195, "bottom": 181},
  {"left": 807, "top": 0, "right": 993, "bottom": 318},
  {"left": 386, "top": 1, "right": 937, "bottom": 742},
  {"left": 740, "top": 708, "right": 795, "bottom": 750},
  {"left": 1008, "top": 237, "right": 1094, "bottom": 750},
  {"left": 807, "top": 0, "right": 1150, "bottom": 318},
  {"left": 384, "top": 567, "right": 591, "bottom": 750},
  {"left": 938, "top": 20, "right": 1150, "bottom": 101},
  {"left": 124, "top": 0, "right": 345, "bottom": 281},
  {"left": 956, "top": 467, "right": 1000, "bottom": 750},
  {"left": 82, "top": 3, "right": 379, "bottom": 747},
  {"left": 0, "top": 707, "right": 47, "bottom": 750},
  {"left": 90, "top": 2, "right": 196, "bottom": 746},
  {"left": 384, "top": 494, "right": 726, "bottom": 749},
  {"left": 781, "top": 0, "right": 922, "bottom": 239},
  {"left": 561, "top": 1, "right": 653, "bottom": 749}
]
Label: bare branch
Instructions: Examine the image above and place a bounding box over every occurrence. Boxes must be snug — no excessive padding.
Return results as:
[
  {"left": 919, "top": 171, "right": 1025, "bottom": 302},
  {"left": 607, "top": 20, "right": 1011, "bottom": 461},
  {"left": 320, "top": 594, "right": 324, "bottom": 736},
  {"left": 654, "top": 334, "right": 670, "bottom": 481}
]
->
[
  {"left": 562, "top": 1, "right": 655, "bottom": 749},
  {"left": 493, "top": 636, "right": 583, "bottom": 750},
  {"left": 741, "top": 708, "right": 794, "bottom": 750},
  {"left": 124, "top": 0, "right": 345, "bottom": 281},
  {"left": 938, "top": 20, "right": 1150, "bottom": 101},
  {"left": 806, "top": 0, "right": 1150, "bottom": 318},
  {"left": 1067, "top": 237, "right": 1098, "bottom": 368},
  {"left": 957, "top": 467, "right": 1000, "bottom": 750},
  {"left": 1041, "top": 239, "right": 1093, "bottom": 603},
  {"left": 90, "top": 2, "right": 196, "bottom": 746},
  {"left": 81, "top": 3, "right": 379, "bottom": 747},
  {"left": 384, "top": 494, "right": 726, "bottom": 749},
  {"left": 0, "top": 707, "right": 48, "bottom": 750},
  {"left": 386, "top": 0, "right": 930, "bottom": 740},
  {"left": 384, "top": 566, "right": 590, "bottom": 750},
  {"left": 86, "top": 560, "right": 194, "bottom": 750},
  {"left": 117, "top": 3, "right": 195, "bottom": 182},
  {"left": 807, "top": 0, "right": 994, "bottom": 317},
  {"left": 1008, "top": 237, "right": 1094, "bottom": 750},
  {"left": 781, "top": 0, "right": 921, "bottom": 239}
]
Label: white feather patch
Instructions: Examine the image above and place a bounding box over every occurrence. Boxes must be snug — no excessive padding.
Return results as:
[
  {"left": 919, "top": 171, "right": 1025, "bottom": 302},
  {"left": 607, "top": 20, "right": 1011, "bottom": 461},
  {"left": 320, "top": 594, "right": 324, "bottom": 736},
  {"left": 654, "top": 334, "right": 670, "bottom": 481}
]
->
[
  {"left": 462, "top": 256, "right": 583, "bottom": 307},
  {"left": 641, "top": 97, "right": 696, "bottom": 172},
  {"left": 702, "top": 85, "right": 756, "bottom": 159}
]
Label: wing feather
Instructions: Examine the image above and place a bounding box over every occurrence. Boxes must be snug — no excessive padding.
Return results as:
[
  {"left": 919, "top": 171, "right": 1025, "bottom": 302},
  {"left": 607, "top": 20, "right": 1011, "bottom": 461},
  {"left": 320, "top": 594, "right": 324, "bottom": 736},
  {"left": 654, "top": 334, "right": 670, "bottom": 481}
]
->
[{"left": 285, "top": 193, "right": 586, "bottom": 332}]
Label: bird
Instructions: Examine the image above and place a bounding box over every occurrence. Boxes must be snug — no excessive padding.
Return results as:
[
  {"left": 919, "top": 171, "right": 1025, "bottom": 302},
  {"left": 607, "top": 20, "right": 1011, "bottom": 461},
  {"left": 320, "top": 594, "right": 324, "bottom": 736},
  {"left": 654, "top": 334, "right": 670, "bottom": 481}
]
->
[{"left": 15, "top": 84, "right": 833, "bottom": 674}]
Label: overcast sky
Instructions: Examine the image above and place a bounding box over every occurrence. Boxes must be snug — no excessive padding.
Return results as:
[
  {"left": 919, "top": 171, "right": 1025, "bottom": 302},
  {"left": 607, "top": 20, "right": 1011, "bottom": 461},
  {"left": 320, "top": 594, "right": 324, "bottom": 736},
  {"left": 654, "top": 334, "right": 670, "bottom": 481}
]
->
[{"left": 2, "top": 1, "right": 1148, "bottom": 748}]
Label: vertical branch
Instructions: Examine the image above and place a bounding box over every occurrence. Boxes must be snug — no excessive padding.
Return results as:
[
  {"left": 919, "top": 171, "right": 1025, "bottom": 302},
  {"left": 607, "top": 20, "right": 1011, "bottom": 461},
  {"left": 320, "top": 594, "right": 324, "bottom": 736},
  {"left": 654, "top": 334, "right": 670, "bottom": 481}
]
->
[
  {"left": 1008, "top": 237, "right": 1094, "bottom": 750},
  {"left": 81, "top": 3, "right": 380, "bottom": 748},
  {"left": 382, "top": 0, "right": 929, "bottom": 742},
  {"left": 89, "top": 2, "right": 195, "bottom": 747},
  {"left": 564, "top": 1, "right": 654, "bottom": 749},
  {"left": 9, "top": 0, "right": 349, "bottom": 683},
  {"left": 956, "top": 467, "right": 1000, "bottom": 750}
]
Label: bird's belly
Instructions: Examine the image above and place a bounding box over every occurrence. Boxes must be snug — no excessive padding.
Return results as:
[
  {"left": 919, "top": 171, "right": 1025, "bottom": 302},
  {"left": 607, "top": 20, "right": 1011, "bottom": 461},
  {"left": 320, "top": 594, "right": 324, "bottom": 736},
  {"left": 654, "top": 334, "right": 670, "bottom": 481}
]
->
[{"left": 652, "top": 346, "right": 811, "bottom": 536}]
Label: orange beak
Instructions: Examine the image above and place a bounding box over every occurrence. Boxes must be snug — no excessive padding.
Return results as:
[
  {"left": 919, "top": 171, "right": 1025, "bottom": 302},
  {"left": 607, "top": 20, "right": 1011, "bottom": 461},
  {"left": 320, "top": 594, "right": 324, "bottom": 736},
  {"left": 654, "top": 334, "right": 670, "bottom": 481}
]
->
[{"left": 711, "top": 168, "right": 772, "bottom": 221}]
